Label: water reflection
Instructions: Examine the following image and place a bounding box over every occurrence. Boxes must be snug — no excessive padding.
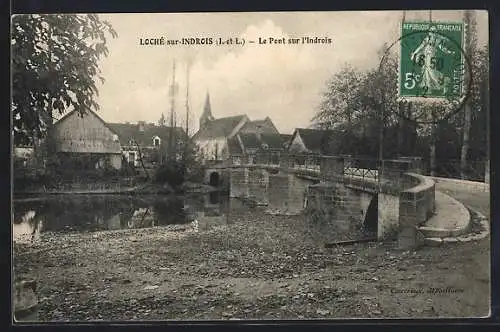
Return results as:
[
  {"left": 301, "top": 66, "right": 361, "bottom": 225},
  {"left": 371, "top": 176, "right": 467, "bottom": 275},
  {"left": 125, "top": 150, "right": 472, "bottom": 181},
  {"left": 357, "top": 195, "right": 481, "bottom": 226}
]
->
[{"left": 12, "top": 192, "right": 250, "bottom": 241}]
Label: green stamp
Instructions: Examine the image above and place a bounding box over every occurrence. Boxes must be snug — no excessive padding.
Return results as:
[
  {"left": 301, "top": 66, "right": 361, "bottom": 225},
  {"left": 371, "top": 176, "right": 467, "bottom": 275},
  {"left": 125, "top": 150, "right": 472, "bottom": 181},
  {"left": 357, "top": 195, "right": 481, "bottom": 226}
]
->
[{"left": 399, "top": 21, "right": 465, "bottom": 99}]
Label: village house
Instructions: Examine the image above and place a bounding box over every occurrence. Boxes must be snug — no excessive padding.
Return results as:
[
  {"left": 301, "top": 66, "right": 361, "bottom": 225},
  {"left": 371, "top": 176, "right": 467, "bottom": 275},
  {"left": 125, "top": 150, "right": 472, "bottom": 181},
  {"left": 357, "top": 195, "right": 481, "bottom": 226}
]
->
[
  {"left": 49, "top": 109, "right": 123, "bottom": 170},
  {"left": 107, "top": 121, "right": 186, "bottom": 168},
  {"left": 288, "top": 128, "right": 340, "bottom": 169},
  {"left": 192, "top": 93, "right": 286, "bottom": 165},
  {"left": 45, "top": 109, "right": 186, "bottom": 172}
]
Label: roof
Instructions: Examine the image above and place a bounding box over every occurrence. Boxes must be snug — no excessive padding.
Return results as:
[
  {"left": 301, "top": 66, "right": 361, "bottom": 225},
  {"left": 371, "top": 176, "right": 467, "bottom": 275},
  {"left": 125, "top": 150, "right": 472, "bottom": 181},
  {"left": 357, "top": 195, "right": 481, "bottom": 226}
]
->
[
  {"left": 240, "top": 117, "right": 279, "bottom": 135},
  {"left": 107, "top": 123, "right": 186, "bottom": 147},
  {"left": 293, "top": 128, "right": 339, "bottom": 154},
  {"left": 239, "top": 133, "right": 261, "bottom": 149},
  {"left": 280, "top": 134, "right": 293, "bottom": 146},
  {"left": 227, "top": 136, "right": 243, "bottom": 155},
  {"left": 260, "top": 133, "right": 285, "bottom": 149},
  {"left": 193, "top": 115, "right": 247, "bottom": 140},
  {"left": 53, "top": 109, "right": 121, "bottom": 138}
]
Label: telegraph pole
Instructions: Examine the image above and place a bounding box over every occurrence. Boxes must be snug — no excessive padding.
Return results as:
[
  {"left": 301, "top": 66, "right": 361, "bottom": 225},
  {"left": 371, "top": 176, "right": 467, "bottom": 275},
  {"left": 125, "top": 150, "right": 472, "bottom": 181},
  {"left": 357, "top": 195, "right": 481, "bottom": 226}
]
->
[
  {"left": 184, "top": 61, "right": 191, "bottom": 161},
  {"left": 168, "top": 59, "right": 177, "bottom": 160}
]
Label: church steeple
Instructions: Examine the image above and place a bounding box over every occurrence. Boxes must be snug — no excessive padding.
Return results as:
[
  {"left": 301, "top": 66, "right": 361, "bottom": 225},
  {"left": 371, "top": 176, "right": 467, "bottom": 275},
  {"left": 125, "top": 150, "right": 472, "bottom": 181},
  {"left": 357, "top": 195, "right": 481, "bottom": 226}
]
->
[{"left": 199, "top": 92, "right": 214, "bottom": 129}]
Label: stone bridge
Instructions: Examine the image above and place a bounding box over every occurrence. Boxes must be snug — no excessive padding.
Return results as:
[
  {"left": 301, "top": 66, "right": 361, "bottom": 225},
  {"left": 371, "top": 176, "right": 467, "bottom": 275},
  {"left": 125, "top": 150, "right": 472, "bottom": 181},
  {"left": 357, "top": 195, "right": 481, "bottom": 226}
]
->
[{"left": 204, "top": 154, "right": 435, "bottom": 248}]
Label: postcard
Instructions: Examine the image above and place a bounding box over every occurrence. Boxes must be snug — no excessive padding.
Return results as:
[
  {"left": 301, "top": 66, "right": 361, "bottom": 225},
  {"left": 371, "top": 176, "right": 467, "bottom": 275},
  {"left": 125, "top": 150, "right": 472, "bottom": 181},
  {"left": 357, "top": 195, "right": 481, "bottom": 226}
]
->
[{"left": 11, "top": 10, "right": 490, "bottom": 322}]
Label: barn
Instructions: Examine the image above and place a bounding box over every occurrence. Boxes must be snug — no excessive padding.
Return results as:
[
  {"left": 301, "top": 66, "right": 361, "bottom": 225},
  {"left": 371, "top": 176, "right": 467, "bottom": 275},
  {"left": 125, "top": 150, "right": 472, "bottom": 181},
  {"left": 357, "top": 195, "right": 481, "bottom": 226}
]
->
[{"left": 51, "top": 110, "right": 123, "bottom": 170}]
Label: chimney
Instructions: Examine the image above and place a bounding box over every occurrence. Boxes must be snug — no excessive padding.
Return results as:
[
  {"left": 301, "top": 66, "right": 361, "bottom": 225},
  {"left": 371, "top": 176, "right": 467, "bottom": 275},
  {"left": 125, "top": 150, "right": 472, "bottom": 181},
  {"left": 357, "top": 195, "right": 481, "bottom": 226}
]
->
[{"left": 138, "top": 121, "right": 145, "bottom": 132}]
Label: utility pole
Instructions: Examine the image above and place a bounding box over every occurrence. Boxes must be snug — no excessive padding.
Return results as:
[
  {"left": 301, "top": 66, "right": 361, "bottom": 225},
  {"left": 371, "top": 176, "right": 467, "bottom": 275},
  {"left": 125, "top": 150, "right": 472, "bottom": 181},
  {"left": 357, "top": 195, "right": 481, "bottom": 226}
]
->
[
  {"left": 168, "top": 59, "right": 177, "bottom": 161},
  {"left": 184, "top": 61, "right": 191, "bottom": 162}
]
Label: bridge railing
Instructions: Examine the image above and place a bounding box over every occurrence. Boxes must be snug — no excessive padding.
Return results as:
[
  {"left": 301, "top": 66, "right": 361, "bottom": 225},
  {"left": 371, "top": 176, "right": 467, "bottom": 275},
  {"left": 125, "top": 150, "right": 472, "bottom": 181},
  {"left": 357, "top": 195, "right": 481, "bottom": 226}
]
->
[{"left": 226, "top": 152, "right": 424, "bottom": 192}]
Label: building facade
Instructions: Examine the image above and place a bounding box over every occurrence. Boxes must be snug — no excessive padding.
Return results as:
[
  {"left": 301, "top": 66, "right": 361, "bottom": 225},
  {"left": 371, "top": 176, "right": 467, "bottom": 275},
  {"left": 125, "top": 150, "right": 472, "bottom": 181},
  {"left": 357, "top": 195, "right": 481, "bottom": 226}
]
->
[
  {"left": 108, "top": 121, "right": 186, "bottom": 168},
  {"left": 193, "top": 93, "right": 286, "bottom": 164},
  {"left": 51, "top": 110, "right": 123, "bottom": 170}
]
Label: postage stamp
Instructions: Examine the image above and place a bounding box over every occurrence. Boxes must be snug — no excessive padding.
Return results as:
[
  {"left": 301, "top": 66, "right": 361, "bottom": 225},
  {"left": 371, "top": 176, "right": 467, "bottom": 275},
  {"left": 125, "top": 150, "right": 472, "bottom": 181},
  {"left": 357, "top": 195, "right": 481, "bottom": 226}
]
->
[{"left": 399, "top": 21, "right": 466, "bottom": 100}]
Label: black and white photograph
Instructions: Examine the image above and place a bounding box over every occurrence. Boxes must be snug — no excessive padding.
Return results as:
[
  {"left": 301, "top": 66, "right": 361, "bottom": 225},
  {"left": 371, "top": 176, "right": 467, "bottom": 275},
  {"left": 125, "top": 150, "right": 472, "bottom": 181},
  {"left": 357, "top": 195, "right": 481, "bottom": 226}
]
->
[{"left": 12, "top": 10, "right": 490, "bottom": 322}]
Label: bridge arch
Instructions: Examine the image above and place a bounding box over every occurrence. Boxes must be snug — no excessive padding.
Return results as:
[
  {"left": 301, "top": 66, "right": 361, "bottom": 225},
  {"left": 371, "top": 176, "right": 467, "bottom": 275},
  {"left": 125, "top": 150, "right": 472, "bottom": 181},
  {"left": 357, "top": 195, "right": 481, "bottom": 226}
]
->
[
  {"left": 363, "top": 193, "right": 378, "bottom": 233},
  {"left": 209, "top": 171, "right": 221, "bottom": 187}
]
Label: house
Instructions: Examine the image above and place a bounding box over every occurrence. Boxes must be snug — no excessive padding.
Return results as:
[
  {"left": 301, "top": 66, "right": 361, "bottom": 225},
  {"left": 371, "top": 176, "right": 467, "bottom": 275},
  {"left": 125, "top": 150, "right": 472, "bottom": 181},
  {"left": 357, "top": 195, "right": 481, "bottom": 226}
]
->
[
  {"left": 193, "top": 93, "right": 285, "bottom": 164},
  {"left": 288, "top": 128, "right": 342, "bottom": 169},
  {"left": 288, "top": 128, "right": 340, "bottom": 155},
  {"left": 50, "top": 109, "right": 123, "bottom": 170},
  {"left": 107, "top": 121, "right": 186, "bottom": 168},
  {"left": 280, "top": 134, "right": 293, "bottom": 150}
]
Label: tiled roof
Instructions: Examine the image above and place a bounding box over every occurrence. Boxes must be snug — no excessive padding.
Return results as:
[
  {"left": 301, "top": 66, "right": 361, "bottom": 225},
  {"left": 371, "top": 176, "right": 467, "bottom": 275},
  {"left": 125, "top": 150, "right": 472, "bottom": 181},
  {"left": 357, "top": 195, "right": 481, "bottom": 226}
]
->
[
  {"left": 193, "top": 115, "right": 247, "bottom": 140},
  {"left": 260, "top": 133, "right": 285, "bottom": 149},
  {"left": 227, "top": 136, "right": 243, "bottom": 155},
  {"left": 240, "top": 117, "right": 279, "bottom": 135},
  {"left": 108, "top": 123, "right": 186, "bottom": 147},
  {"left": 239, "top": 133, "right": 261, "bottom": 149},
  {"left": 295, "top": 128, "right": 339, "bottom": 154}
]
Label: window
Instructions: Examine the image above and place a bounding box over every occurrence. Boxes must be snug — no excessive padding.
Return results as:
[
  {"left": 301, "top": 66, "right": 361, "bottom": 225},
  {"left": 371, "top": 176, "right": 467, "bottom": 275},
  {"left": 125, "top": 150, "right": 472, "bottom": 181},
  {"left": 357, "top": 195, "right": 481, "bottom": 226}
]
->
[
  {"left": 128, "top": 152, "right": 136, "bottom": 165},
  {"left": 232, "top": 156, "right": 241, "bottom": 165},
  {"left": 153, "top": 136, "right": 161, "bottom": 147}
]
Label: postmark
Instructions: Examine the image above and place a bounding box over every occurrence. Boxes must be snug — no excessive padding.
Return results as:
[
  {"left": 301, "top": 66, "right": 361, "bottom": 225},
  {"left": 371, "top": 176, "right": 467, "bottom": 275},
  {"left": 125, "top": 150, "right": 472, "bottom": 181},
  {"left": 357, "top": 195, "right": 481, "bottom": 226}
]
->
[{"left": 378, "top": 21, "right": 473, "bottom": 125}]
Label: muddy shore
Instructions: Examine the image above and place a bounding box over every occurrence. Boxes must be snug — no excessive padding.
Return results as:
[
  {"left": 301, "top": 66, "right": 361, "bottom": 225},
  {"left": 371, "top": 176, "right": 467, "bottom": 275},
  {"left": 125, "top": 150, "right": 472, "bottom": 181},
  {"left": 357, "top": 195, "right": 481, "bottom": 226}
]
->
[{"left": 14, "top": 204, "right": 490, "bottom": 321}]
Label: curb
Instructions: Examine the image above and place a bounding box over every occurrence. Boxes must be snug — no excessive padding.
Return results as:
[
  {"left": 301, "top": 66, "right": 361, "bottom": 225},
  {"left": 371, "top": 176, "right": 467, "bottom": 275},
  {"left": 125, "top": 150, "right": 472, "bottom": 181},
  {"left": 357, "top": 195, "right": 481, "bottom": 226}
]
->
[
  {"left": 417, "top": 191, "right": 470, "bottom": 239},
  {"left": 422, "top": 208, "right": 489, "bottom": 247}
]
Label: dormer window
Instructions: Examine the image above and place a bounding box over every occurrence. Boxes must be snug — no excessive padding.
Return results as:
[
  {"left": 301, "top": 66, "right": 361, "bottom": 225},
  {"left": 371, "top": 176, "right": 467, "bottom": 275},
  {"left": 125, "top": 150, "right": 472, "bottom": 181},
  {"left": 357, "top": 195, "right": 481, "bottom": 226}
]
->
[{"left": 153, "top": 136, "right": 161, "bottom": 147}]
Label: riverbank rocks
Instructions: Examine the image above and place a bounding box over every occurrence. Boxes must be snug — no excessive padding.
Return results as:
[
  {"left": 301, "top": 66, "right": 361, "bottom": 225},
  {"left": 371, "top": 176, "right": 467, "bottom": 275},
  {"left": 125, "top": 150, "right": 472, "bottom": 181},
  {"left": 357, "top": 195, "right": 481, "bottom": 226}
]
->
[{"left": 13, "top": 279, "right": 38, "bottom": 321}]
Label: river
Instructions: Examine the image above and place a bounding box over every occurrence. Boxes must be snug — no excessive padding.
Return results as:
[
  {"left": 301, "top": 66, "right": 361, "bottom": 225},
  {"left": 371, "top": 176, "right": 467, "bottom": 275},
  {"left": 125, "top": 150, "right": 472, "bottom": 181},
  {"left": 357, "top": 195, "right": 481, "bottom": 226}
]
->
[{"left": 12, "top": 192, "right": 252, "bottom": 243}]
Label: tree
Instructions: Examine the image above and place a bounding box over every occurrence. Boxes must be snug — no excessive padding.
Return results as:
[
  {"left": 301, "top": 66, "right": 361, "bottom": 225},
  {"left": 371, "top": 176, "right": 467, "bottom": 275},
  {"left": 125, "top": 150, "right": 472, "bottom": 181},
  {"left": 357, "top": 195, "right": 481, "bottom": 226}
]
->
[
  {"left": 11, "top": 14, "right": 118, "bottom": 145},
  {"left": 158, "top": 113, "right": 166, "bottom": 126},
  {"left": 313, "top": 45, "right": 403, "bottom": 159},
  {"left": 460, "top": 10, "right": 477, "bottom": 179},
  {"left": 313, "top": 65, "right": 367, "bottom": 130}
]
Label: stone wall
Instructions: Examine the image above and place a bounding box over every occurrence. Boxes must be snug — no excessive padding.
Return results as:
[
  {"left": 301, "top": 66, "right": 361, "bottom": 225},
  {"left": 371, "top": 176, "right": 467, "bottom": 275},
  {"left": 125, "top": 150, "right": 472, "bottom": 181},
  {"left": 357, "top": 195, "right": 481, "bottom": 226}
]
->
[
  {"left": 247, "top": 168, "right": 269, "bottom": 205},
  {"left": 319, "top": 156, "right": 344, "bottom": 182},
  {"left": 305, "top": 183, "right": 376, "bottom": 241},
  {"left": 267, "top": 172, "right": 312, "bottom": 215},
  {"left": 398, "top": 173, "right": 436, "bottom": 248},
  {"left": 229, "top": 168, "right": 249, "bottom": 198},
  {"left": 377, "top": 192, "right": 400, "bottom": 240}
]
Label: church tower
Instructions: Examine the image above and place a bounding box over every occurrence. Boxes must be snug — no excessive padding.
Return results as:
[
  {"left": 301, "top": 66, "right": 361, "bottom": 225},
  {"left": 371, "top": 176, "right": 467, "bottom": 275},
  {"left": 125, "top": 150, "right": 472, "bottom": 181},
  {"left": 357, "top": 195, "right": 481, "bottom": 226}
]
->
[{"left": 199, "top": 92, "right": 214, "bottom": 129}]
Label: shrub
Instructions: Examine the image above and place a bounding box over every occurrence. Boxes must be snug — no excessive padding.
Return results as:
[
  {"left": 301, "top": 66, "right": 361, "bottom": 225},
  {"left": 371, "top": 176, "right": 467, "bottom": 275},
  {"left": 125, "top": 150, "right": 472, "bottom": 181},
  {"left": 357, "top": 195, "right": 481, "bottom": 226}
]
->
[{"left": 153, "top": 160, "right": 186, "bottom": 188}]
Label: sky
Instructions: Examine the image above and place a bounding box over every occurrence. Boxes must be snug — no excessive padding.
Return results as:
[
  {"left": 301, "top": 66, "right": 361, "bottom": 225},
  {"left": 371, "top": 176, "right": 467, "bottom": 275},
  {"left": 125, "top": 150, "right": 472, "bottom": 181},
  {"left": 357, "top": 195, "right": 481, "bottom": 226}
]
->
[{"left": 89, "top": 10, "right": 489, "bottom": 135}]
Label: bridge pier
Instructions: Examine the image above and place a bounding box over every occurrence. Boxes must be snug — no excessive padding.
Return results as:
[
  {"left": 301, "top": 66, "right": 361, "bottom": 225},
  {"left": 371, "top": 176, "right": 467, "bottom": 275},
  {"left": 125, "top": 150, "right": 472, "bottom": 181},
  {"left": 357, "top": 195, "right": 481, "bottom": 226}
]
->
[
  {"left": 377, "top": 192, "right": 400, "bottom": 240},
  {"left": 225, "top": 154, "right": 435, "bottom": 249},
  {"left": 247, "top": 168, "right": 269, "bottom": 205},
  {"left": 229, "top": 167, "right": 249, "bottom": 199},
  {"left": 268, "top": 172, "right": 310, "bottom": 215}
]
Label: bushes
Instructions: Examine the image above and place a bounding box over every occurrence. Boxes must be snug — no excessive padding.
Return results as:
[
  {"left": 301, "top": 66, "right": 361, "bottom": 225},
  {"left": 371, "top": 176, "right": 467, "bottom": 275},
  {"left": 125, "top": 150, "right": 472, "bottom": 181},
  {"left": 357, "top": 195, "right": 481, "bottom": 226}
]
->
[{"left": 153, "top": 160, "right": 186, "bottom": 188}]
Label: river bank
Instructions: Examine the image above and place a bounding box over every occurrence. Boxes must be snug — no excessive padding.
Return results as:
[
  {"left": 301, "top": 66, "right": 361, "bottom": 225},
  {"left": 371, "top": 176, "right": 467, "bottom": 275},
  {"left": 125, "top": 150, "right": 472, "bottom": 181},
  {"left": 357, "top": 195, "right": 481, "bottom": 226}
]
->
[
  {"left": 14, "top": 201, "right": 489, "bottom": 321},
  {"left": 13, "top": 181, "right": 219, "bottom": 198}
]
